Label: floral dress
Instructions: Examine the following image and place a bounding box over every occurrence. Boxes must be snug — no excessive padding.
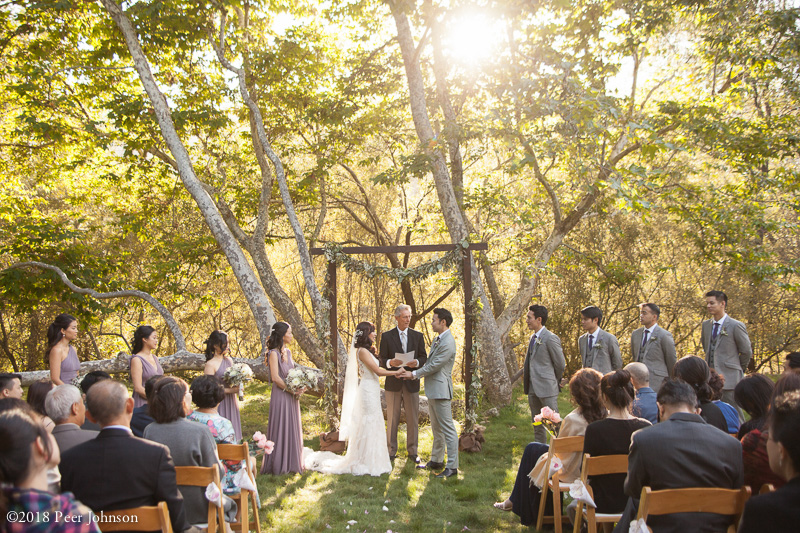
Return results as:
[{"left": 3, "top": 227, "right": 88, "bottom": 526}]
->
[{"left": 186, "top": 410, "right": 242, "bottom": 492}]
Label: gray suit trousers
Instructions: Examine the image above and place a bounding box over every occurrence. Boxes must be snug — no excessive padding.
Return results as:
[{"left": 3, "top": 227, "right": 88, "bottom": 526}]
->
[
  {"left": 385, "top": 388, "right": 419, "bottom": 456},
  {"left": 428, "top": 398, "right": 459, "bottom": 469},
  {"left": 528, "top": 394, "right": 559, "bottom": 444}
]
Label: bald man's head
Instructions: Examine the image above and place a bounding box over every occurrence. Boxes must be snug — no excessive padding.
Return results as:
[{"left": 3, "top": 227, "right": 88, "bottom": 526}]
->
[
  {"left": 624, "top": 362, "right": 650, "bottom": 389},
  {"left": 86, "top": 380, "right": 130, "bottom": 426}
]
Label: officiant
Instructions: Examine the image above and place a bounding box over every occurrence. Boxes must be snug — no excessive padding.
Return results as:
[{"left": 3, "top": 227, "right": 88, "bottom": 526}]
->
[{"left": 378, "top": 304, "right": 428, "bottom": 463}]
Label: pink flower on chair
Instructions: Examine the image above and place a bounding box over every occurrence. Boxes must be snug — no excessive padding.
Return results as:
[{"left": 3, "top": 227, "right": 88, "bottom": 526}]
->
[{"left": 252, "top": 431, "right": 274, "bottom": 454}]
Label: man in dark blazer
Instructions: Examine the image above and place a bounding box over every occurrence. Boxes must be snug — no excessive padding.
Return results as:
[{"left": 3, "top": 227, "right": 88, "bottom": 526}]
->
[
  {"left": 378, "top": 304, "right": 427, "bottom": 462},
  {"left": 60, "top": 379, "right": 193, "bottom": 533},
  {"left": 613, "top": 380, "right": 743, "bottom": 533},
  {"left": 522, "top": 304, "right": 566, "bottom": 443},
  {"left": 45, "top": 384, "right": 98, "bottom": 454},
  {"left": 631, "top": 303, "right": 676, "bottom": 394}
]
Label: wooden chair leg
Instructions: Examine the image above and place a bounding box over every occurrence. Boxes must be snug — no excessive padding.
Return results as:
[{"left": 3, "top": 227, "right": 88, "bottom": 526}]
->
[
  {"left": 552, "top": 486, "right": 562, "bottom": 533},
  {"left": 573, "top": 501, "right": 584, "bottom": 533},
  {"left": 536, "top": 481, "right": 551, "bottom": 530},
  {"left": 248, "top": 490, "right": 261, "bottom": 533}
]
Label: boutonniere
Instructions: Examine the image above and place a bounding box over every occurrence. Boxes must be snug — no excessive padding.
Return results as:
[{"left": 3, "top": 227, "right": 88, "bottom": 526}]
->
[
  {"left": 535, "top": 338, "right": 543, "bottom": 346},
  {"left": 648, "top": 336, "right": 657, "bottom": 343},
  {"left": 721, "top": 328, "right": 728, "bottom": 337},
  {"left": 594, "top": 341, "right": 603, "bottom": 349}
]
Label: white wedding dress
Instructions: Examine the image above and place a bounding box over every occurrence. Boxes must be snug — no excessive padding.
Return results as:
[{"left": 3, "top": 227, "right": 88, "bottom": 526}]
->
[{"left": 303, "top": 346, "right": 392, "bottom": 477}]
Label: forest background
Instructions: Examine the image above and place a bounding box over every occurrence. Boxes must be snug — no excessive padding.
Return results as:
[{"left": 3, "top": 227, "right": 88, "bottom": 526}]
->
[{"left": 0, "top": 0, "right": 798, "bottom": 409}]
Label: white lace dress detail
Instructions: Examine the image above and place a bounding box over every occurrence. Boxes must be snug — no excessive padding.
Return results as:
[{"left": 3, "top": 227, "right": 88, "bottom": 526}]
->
[{"left": 303, "top": 352, "right": 392, "bottom": 476}]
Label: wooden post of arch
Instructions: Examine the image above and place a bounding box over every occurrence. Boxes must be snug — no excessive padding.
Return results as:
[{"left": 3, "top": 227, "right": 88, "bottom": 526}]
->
[{"left": 311, "top": 243, "right": 488, "bottom": 416}]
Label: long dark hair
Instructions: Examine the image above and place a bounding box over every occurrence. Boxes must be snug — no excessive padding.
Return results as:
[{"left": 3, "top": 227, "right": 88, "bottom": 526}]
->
[
  {"left": 353, "top": 322, "right": 376, "bottom": 355},
  {"left": 267, "top": 322, "right": 290, "bottom": 353},
  {"left": 149, "top": 376, "right": 189, "bottom": 424},
  {"left": 600, "top": 369, "right": 635, "bottom": 410},
  {"left": 45, "top": 313, "right": 77, "bottom": 362},
  {"left": 203, "top": 330, "right": 229, "bottom": 361},
  {"left": 132, "top": 325, "right": 156, "bottom": 354},
  {"left": 570, "top": 368, "right": 606, "bottom": 424},
  {"left": 674, "top": 356, "right": 714, "bottom": 403},
  {"left": 26, "top": 380, "right": 54, "bottom": 417}
]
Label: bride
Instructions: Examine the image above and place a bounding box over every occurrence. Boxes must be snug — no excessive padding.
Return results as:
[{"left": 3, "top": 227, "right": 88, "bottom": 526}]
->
[{"left": 303, "top": 321, "right": 393, "bottom": 476}]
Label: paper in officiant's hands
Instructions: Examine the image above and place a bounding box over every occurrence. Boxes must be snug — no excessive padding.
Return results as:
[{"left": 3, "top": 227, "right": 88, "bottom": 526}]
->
[{"left": 394, "top": 350, "right": 415, "bottom": 365}]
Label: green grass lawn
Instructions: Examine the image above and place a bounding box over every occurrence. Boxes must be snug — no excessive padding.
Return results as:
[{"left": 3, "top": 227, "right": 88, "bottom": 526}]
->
[{"left": 240, "top": 382, "right": 573, "bottom": 532}]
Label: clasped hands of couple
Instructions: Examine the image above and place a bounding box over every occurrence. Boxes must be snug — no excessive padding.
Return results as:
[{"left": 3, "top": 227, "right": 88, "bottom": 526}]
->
[{"left": 389, "top": 358, "right": 418, "bottom": 380}]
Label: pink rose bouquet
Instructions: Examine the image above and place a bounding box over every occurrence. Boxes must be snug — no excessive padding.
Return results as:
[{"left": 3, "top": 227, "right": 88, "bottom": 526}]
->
[
  {"left": 533, "top": 406, "right": 562, "bottom": 438},
  {"left": 249, "top": 430, "right": 275, "bottom": 456}
]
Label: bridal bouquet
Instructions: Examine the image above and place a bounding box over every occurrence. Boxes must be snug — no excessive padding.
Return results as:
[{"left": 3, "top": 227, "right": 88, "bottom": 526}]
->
[
  {"left": 533, "top": 406, "right": 562, "bottom": 438},
  {"left": 284, "top": 366, "right": 318, "bottom": 395},
  {"left": 224, "top": 363, "right": 254, "bottom": 400}
]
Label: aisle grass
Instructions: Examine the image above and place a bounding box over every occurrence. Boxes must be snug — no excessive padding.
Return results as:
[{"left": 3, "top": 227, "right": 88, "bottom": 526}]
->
[{"left": 239, "top": 382, "right": 572, "bottom": 532}]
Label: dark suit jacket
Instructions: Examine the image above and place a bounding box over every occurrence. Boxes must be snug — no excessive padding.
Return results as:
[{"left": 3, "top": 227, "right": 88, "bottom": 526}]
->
[
  {"left": 60, "top": 427, "right": 190, "bottom": 532},
  {"left": 621, "top": 413, "right": 743, "bottom": 533},
  {"left": 738, "top": 476, "right": 800, "bottom": 533},
  {"left": 378, "top": 327, "right": 427, "bottom": 393},
  {"left": 130, "top": 405, "right": 154, "bottom": 438}
]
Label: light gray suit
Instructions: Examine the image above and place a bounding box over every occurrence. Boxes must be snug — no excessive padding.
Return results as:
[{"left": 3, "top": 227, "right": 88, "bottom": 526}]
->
[
  {"left": 631, "top": 325, "right": 677, "bottom": 393},
  {"left": 51, "top": 423, "right": 98, "bottom": 454},
  {"left": 414, "top": 329, "right": 458, "bottom": 469},
  {"left": 701, "top": 315, "right": 752, "bottom": 415},
  {"left": 523, "top": 327, "right": 566, "bottom": 443},
  {"left": 579, "top": 328, "right": 622, "bottom": 374}
]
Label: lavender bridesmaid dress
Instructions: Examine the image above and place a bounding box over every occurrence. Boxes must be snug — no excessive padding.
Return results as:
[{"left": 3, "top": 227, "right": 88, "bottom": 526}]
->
[
  {"left": 215, "top": 357, "right": 243, "bottom": 442},
  {"left": 260, "top": 349, "right": 304, "bottom": 474},
  {"left": 129, "top": 353, "right": 164, "bottom": 409},
  {"left": 59, "top": 346, "right": 81, "bottom": 384}
]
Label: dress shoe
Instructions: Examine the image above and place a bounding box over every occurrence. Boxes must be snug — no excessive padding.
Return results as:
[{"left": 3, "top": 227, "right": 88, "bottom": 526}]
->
[
  {"left": 435, "top": 467, "right": 458, "bottom": 479},
  {"left": 408, "top": 455, "right": 421, "bottom": 465},
  {"left": 417, "top": 460, "right": 444, "bottom": 470}
]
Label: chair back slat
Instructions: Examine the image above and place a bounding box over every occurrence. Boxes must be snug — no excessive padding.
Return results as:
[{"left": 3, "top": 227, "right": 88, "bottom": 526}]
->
[
  {"left": 218, "top": 443, "right": 249, "bottom": 461},
  {"left": 175, "top": 465, "right": 218, "bottom": 486},
  {"left": 759, "top": 484, "right": 775, "bottom": 495},
  {"left": 637, "top": 486, "right": 751, "bottom": 522},
  {"left": 584, "top": 454, "right": 628, "bottom": 476},
  {"left": 97, "top": 501, "right": 173, "bottom": 532},
  {"left": 550, "top": 435, "right": 584, "bottom": 454}
]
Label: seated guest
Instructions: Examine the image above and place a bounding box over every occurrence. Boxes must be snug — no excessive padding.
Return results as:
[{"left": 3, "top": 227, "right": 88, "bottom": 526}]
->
[
  {"left": 45, "top": 384, "right": 98, "bottom": 454},
  {"left": 738, "top": 389, "right": 800, "bottom": 532},
  {"left": 0, "top": 408, "right": 100, "bottom": 533},
  {"left": 78, "top": 371, "right": 111, "bottom": 432},
  {"left": 708, "top": 370, "right": 740, "bottom": 434},
  {"left": 493, "top": 369, "right": 605, "bottom": 525},
  {"left": 59, "top": 380, "right": 193, "bottom": 533},
  {"left": 673, "top": 355, "right": 728, "bottom": 432},
  {"left": 784, "top": 352, "right": 800, "bottom": 375},
  {"left": 580, "top": 370, "right": 650, "bottom": 520},
  {"left": 613, "top": 380, "right": 743, "bottom": 533},
  {"left": 625, "top": 362, "right": 658, "bottom": 424},
  {"left": 0, "top": 373, "right": 23, "bottom": 399},
  {"left": 26, "top": 380, "right": 56, "bottom": 433},
  {"left": 131, "top": 375, "right": 164, "bottom": 437},
  {"left": 144, "top": 376, "right": 236, "bottom": 526},
  {"left": 735, "top": 373, "right": 774, "bottom": 439}
]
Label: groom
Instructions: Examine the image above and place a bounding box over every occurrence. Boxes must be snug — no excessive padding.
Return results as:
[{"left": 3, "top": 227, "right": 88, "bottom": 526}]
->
[{"left": 398, "top": 308, "right": 459, "bottom": 479}]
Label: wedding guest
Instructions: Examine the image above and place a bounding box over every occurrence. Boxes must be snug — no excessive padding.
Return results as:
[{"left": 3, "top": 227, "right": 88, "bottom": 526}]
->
[
  {"left": 0, "top": 373, "right": 23, "bottom": 399},
  {"left": 784, "top": 352, "right": 800, "bottom": 375},
  {"left": 260, "top": 322, "right": 305, "bottom": 475},
  {"left": 708, "top": 370, "right": 740, "bottom": 434},
  {"left": 735, "top": 373, "right": 774, "bottom": 439},
  {"left": 738, "top": 389, "right": 800, "bottom": 533},
  {"left": 131, "top": 375, "right": 164, "bottom": 437},
  {"left": 47, "top": 313, "right": 80, "bottom": 386},
  {"left": 493, "top": 368, "right": 605, "bottom": 526},
  {"left": 78, "top": 371, "right": 111, "bottom": 431},
  {"left": 578, "top": 306, "right": 622, "bottom": 374},
  {"left": 129, "top": 325, "right": 163, "bottom": 409},
  {"left": 45, "top": 384, "right": 98, "bottom": 454},
  {"left": 26, "top": 379, "right": 56, "bottom": 433},
  {"left": 187, "top": 375, "right": 244, "bottom": 492},
  {"left": 0, "top": 408, "right": 100, "bottom": 533},
  {"left": 144, "top": 376, "right": 236, "bottom": 526},
  {"left": 673, "top": 355, "right": 728, "bottom": 432},
  {"left": 203, "top": 330, "right": 242, "bottom": 441},
  {"left": 625, "top": 362, "right": 658, "bottom": 424}
]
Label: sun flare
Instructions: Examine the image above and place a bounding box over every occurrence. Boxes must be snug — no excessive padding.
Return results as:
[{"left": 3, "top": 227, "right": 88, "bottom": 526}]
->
[{"left": 441, "top": 10, "right": 504, "bottom": 67}]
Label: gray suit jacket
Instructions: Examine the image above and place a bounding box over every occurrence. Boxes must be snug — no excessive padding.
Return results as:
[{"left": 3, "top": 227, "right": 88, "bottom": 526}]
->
[
  {"left": 579, "top": 329, "right": 622, "bottom": 374},
  {"left": 415, "top": 329, "right": 456, "bottom": 400},
  {"left": 631, "top": 325, "right": 677, "bottom": 392},
  {"left": 523, "top": 327, "right": 566, "bottom": 398},
  {"left": 700, "top": 316, "right": 752, "bottom": 389},
  {"left": 623, "top": 412, "right": 743, "bottom": 532},
  {"left": 52, "top": 423, "right": 98, "bottom": 454}
]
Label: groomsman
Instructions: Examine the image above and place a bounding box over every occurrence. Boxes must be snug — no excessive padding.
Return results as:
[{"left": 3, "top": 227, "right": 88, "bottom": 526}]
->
[
  {"left": 578, "top": 306, "right": 622, "bottom": 374},
  {"left": 522, "top": 305, "right": 566, "bottom": 443},
  {"left": 700, "top": 290, "right": 752, "bottom": 417},
  {"left": 378, "top": 304, "right": 427, "bottom": 463},
  {"left": 630, "top": 303, "right": 676, "bottom": 393}
]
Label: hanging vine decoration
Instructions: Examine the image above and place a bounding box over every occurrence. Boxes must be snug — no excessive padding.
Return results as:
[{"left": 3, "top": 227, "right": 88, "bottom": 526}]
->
[
  {"left": 464, "top": 283, "right": 484, "bottom": 433},
  {"left": 317, "top": 273, "right": 339, "bottom": 431}
]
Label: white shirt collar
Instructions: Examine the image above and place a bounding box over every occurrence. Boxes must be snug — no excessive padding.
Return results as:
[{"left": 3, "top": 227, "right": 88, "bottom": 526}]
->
[
  {"left": 397, "top": 327, "right": 408, "bottom": 335},
  {"left": 101, "top": 425, "right": 133, "bottom": 434},
  {"left": 437, "top": 329, "right": 452, "bottom": 341},
  {"left": 644, "top": 324, "right": 657, "bottom": 334},
  {"left": 588, "top": 327, "right": 602, "bottom": 339},
  {"left": 533, "top": 326, "right": 547, "bottom": 338},
  {"left": 714, "top": 314, "right": 728, "bottom": 326}
]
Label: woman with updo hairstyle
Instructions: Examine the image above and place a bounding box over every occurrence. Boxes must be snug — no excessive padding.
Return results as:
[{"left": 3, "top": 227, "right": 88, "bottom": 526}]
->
[
  {"left": 494, "top": 368, "right": 606, "bottom": 525},
  {"left": 129, "top": 325, "right": 163, "bottom": 409},
  {"left": 261, "top": 322, "right": 304, "bottom": 475},
  {"left": 46, "top": 313, "right": 80, "bottom": 386},
  {"left": 673, "top": 355, "right": 728, "bottom": 432},
  {"left": 580, "top": 370, "right": 651, "bottom": 519},
  {"left": 738, "top": 389, "right": 800, "bottom": 532},
  {"left": 203, "top": 330, "right": 242, "bottom": 441},
  {"left": 709, "top": 370, "right": 740, "bottom": 434},
  {"left": 784, "top": 352, "right": 800, "bottom": 375},
  {"left": 187, "top": 375, "right": 242, "bottom": 492},
  {"left": 0, "top": 408, "right": 99, "bottom": 532}
]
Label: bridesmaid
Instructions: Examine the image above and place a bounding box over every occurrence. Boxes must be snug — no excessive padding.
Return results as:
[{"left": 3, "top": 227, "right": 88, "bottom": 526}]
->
[
  {"left": 129, "top": 325, "right": 164, "bottom": 409},
  {"left": 261, "top": 322, "right": 305, "bottom": 475},
  {"left": 46, "top": 313, "right": 80, "bottom": 386},
  {"left": 203, "top": 330, "right": 242, "bottom": 441}
]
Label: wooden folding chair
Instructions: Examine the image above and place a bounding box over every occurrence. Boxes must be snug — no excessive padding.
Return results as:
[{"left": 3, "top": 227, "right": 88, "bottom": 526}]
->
[
  {"left": 174, "top": 465, "right": 226, "bottom": 533},
  {"left": 636, "top": 486, "right": 751, "bottom": 533},
  {"left": 97, "top": 501, "right": 173, "bottom": 532},
  {"left": 218, "top": 442, "right": 262, "bottom": 533},
  {"left": 573, "top": 454, "right": 629, "bottom": 533},
  {"left": 535, "top": 435, "right": 585, "bottom": 533},
  {"left": 759, "top": 484, "right": 776, "bottom": 495}
]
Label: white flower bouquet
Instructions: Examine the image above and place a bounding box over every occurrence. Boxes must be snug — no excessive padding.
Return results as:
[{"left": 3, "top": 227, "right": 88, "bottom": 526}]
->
[
  {"left": 224, "top": 363, "right": 254, "bottom": 400},
  {"left": 284, "top": 366, "right": 318, "bottom": 395}
]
